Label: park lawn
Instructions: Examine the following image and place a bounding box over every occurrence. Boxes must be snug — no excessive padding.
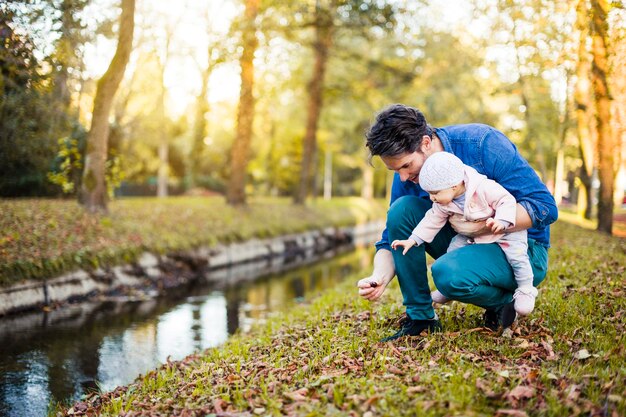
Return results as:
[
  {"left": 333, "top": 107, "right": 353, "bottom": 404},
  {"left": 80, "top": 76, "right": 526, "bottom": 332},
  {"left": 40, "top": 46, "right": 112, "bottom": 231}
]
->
[
  {"left": 0, "top": 196, "right": 387, "bottom": 287},
  {"left": 58, "top": 218, "right": 625, "bottom": 416}
]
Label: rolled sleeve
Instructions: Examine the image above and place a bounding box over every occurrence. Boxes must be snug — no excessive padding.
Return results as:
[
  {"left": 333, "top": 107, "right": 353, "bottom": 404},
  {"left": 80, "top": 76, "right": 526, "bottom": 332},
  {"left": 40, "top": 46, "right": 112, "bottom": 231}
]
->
[
  {"left": 375, "top": 229, "right": 392, "bottom": 252},
  {"left": 519, "top": 199, "right": 558, "bottom": 230}
]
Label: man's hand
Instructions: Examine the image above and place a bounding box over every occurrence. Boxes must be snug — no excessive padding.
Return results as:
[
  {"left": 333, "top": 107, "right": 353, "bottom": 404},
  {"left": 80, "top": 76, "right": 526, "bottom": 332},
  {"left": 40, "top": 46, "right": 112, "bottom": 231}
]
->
[
  {"left": 391, "top": 239, "right": 417, "bottom": 255},
  {"left": 485, "top": 218, "right": 506, "bottom": 233},
  {"left": 357, "top": 249, "right": 395, "bottom": 302},
  {"left": 357, "top": 276, "right": 388, "bottom": 301}
]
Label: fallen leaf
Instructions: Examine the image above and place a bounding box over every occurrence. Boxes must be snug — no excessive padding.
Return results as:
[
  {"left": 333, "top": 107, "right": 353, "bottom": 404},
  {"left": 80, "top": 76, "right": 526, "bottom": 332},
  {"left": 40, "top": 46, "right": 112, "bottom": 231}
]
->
[
  {"left": 495, "top": 410, "right": 528, "bottom": 417},
  {"left": 213, "top": 398, "right": 228, "bottom": 413},
  {"left": 574, "top": 349, "right": 591, "bottom": 360},
  {"left": 566, "top": 384, "right": 581, "bottom": 402},
  {"left": 507, "top": 385, "right": 535, "bottom": 400},
  {"left": 285, "top": 388, "right": 308, "bottom": 402},
  {"left": 364, "top": 395, "right": 381, "bottom": 408},
  {"left": 388, "top": 365, "right": 404, "bottom": 375},
  {"left": 407, "top": 386, "right": 426, "bottom": 394},
  {"left": 541, "top": 340, "right": 558, "bottom": 360},
  {"left": 476, "top": 378, "right": 498, "bottom": 398}
]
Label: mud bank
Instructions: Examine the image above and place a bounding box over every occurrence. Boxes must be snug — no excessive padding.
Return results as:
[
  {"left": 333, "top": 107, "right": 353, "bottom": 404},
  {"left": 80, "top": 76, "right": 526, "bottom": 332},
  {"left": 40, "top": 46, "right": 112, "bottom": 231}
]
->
[{"left": 0, "top": 221, "right": 383, "bottom": 316}]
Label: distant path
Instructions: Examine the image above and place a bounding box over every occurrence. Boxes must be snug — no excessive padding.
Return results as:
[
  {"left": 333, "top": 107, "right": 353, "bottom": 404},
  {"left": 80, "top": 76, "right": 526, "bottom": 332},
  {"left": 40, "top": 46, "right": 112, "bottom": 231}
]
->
[{"left": 614, "top": 212, "right": 626, "bottom": 237}]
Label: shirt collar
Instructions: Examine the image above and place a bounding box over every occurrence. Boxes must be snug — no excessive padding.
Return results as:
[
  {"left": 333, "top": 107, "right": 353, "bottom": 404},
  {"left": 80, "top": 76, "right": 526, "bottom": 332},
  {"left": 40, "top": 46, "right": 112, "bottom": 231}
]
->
[{"left": 433, "top": 128, "right": 452, "bottom": 153}]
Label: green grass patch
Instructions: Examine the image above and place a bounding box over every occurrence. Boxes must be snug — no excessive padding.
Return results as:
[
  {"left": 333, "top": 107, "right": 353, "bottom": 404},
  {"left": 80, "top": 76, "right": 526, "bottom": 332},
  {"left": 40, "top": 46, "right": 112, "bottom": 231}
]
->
[
  {"left": 59, "top": 218, "right": 626, "bottom": 416},
  {"left": 0, "top": 196, "right": 387, "bottom": 287}
]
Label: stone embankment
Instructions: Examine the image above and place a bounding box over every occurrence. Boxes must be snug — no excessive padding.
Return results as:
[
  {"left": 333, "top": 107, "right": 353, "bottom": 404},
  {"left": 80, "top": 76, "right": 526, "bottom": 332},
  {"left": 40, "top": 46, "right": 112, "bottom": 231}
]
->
[{"left": 0, "top": 221, "right": 383, "bottom": 316}]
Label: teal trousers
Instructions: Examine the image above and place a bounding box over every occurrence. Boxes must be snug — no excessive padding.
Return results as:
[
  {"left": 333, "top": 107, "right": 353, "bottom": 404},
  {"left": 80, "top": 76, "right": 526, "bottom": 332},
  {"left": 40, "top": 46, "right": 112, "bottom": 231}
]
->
[{"left": 387, "top": 196, "right": 549, "bottom": 320}]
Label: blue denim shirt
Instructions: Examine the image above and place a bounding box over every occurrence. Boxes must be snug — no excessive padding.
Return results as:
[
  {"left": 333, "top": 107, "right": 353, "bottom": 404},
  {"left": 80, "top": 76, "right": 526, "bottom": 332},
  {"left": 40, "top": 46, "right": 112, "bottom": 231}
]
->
[{"left": 376, "top": 123, "right": 558, "bottom": 250}]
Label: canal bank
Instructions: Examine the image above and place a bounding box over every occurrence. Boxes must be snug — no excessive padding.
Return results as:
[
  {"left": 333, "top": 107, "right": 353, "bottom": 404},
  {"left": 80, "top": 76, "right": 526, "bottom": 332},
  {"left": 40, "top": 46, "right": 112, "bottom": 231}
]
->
[
  {"left": 0, "top": 198, "right": 385, "bottom": 316},
  {"left": 0, "top": 221, "right": 383, "bottom": 316}
]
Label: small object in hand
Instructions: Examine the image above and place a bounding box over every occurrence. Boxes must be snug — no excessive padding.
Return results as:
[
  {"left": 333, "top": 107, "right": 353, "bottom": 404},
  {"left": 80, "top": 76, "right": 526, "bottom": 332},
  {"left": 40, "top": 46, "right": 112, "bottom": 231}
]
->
[{"left": 370, "top": 281, "right": 378, "bottom": 288}]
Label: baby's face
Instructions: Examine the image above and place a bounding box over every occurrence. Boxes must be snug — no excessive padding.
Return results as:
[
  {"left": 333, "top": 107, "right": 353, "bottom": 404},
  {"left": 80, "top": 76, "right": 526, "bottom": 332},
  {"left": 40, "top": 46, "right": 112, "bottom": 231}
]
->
[
  {"left": 428, "top": 187, "right": 456, "bottom": 205},
  {"left": 428, "top": 182, "right": 464, "bottom": 205}
]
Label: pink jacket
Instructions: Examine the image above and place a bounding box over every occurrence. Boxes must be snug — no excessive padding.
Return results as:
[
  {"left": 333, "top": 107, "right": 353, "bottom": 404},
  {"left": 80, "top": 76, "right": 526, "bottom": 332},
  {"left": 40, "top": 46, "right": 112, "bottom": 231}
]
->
[{"left": 412, "top": 165, "right": 517, "bottom": 244}]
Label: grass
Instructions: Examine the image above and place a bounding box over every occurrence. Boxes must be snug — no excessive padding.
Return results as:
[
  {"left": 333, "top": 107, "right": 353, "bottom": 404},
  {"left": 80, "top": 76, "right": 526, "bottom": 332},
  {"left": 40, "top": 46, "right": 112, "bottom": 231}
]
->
[
  {"left": 57, "top": 216, "right": 626, "bottom": 416},
  {"left": 0, "top": 196, "right": 387, "bottom": 286}
]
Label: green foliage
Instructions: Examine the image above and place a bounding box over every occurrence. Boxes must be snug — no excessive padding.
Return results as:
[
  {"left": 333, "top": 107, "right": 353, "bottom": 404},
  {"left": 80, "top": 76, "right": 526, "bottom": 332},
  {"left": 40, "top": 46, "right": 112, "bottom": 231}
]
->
[
  {"left": 0, "top": 1, "right": 92, "bottom": 197},
  {"left": 61, "top": 219, "right": 626, "bottom": 416},
  {"left": 0, "top": 197, "right": 387, "bottom": 286},
  {"left": 47, "top": 125, "right": 87, "bottom": 194}
]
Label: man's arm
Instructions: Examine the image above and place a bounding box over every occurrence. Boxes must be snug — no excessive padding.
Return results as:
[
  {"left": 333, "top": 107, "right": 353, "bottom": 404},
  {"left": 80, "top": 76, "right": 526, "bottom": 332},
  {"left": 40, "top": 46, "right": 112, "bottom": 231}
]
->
[
  {"left": 357, "top": 248, "right": 395, "bottom": 301},
  {"left": 482, "top": 129, "right": 558, "bottom": 230},
  {"left": 506, "top": 203, "right": 533, "bottom": 232},
  {"left": 476, "top": 203, "right": 532, "bottom": 236}
]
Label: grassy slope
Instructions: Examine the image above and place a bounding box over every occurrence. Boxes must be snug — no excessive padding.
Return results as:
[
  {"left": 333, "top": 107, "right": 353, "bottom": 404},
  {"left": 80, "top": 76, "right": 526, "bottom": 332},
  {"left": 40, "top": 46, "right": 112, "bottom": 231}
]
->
[
  {"left": 0, "top": 197, "right": 387, "bottom": 286},
  {"left": 60, "top": 219, "right": 626, "bottom": 417}
]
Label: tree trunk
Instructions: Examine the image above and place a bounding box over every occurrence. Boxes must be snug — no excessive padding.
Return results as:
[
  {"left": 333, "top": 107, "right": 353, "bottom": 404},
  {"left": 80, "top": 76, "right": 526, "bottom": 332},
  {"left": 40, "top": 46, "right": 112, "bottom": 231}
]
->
[
  {"left": 554, "top": 148, "right": 565, "bottom": 205},
  {"left": 80, "top": 0, "right": 135, "bottom": 213},
  {"left": 577, "top": 150, "right": 594, "bottom": 219},
  {"left": 323, "top": 149, "right": 332, "bottom": 200},
  {"left": 361, "top": 162, "right": 374, "bottom": 200},
  {"left": 157, "top": 60, "right": 168, "bottom": 198},
  {"left": 294, "top": 6, "right": 333, "bottom": 204},
  {"left": 590, "top": 0, "right": 614, "bottom": 234},
  {"left": 554, "top": 80, "right": 571, "bottom": 206},
  {"left": 189, "top": 65, "right": 211, "bottom": 189},
  {"left": 574, "top": 0, "right": 595, "bottom": 219},
  {"left": 226, "top": 0, "right": 259, "bottom": 206}
]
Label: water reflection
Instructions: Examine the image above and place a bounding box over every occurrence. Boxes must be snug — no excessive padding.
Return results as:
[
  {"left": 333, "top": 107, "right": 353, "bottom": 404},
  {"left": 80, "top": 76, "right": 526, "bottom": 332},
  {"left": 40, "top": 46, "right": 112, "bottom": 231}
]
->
[{"left": 0, "top": 247, "right": 372, "bottom": 416}]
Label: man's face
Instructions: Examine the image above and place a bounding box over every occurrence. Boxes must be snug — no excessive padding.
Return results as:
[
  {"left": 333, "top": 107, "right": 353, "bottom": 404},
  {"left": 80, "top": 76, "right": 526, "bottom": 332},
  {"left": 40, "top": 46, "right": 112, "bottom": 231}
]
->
[
  {"left": 379, "top": 135, "right": 438, "bottom": 184},
  {"left": 381, "top": 151, "right": 428, "bottom": 184}
]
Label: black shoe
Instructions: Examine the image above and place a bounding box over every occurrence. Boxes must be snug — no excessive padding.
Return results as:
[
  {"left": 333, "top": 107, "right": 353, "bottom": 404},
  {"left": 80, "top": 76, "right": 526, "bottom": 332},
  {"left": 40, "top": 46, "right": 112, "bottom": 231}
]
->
[
  {"left": 381, "top": 318, "right": 442, "bottom": 342},
  {"left": 483, "top": 308, "right": 499, "bottom": 331},
  {"left": 483, "top": 301, "right": 517, "bottom": 331}
]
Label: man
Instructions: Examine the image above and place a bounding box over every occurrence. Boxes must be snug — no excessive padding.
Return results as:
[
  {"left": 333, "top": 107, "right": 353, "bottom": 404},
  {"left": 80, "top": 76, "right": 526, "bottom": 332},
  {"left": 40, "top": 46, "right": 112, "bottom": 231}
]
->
[{"left": 357, "top": 104, "right": 558, "bottom": 341}]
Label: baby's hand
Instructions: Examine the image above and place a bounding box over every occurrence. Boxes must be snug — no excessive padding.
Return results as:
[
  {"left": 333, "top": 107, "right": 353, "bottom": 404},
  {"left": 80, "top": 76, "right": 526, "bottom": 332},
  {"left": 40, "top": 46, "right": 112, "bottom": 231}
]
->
[
  {"left": 391, "top": 239, "right": 417, "bottom": 255},
  {"left": 486, "top": 218, "right": 505, "bottom": 233}
]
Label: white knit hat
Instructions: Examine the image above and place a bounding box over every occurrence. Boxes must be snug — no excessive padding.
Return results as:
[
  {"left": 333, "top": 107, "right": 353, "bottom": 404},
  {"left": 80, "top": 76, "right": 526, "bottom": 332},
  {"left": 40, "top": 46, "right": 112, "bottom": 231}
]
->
[{"left": 419, "top": 152, "right": 465, "bottom": 192}]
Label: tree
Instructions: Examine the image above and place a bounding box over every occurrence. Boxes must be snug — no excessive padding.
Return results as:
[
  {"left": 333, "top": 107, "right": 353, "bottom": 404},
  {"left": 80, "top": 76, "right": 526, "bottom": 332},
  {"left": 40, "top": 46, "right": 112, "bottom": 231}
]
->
[
  {"left": 294, "top": 1, "right": 333, "bottom": 204},
  {"left": 0, "top": 6, "right": 58, "bottom": 196},
  {"left": 292, "top": 0, "right": 396, "bottom": 204},
  {"left": 574, "top": 0, "right": 595, "bottom": 219},
  {"left": 1, "top": 1, "right": 93, "bottom": 196},
  {"left": 80, "top": 0, "right": 135, "bottom": 212},
  {"left": 226, "top": 0, "right": 259, "bottom": 205},
  {"left": 590, "top": 0, "right": 615, "bottom": 233},
  {"left": 188, "top": 35, "right": 228, "bottom": 190}
]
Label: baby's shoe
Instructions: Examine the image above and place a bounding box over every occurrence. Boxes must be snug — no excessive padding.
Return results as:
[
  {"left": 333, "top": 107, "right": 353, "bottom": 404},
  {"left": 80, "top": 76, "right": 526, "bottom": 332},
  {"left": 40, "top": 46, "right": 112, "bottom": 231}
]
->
[
  {"left": 513, "top": 286, "right": 538, "bottom": 316},
  {"left": 431, "top": 290, "right": 450, "bottom": 304}
]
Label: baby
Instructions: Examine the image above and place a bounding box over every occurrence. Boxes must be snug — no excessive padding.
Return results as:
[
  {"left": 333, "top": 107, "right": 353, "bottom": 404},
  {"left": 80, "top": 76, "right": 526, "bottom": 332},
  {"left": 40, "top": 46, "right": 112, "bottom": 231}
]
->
[{"left": 391, "top": 152, "right": 538, "bottom": 317}]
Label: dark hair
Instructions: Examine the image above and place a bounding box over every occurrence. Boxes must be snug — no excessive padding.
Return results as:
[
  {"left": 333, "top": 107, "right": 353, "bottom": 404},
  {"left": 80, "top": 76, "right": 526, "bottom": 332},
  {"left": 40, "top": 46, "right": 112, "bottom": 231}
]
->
[{"left": 365, "top": 104, "right": 433, "bottom": 158}]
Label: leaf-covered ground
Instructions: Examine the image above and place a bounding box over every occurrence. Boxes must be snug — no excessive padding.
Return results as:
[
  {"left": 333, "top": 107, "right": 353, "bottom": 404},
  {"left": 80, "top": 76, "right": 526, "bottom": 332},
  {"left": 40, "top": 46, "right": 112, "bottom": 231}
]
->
[
  {"left": 57, "top": 219, "right": 625, "bottom": 417},
  {"left": 0, "top": 197, "right": 386, "bottom": 286}
]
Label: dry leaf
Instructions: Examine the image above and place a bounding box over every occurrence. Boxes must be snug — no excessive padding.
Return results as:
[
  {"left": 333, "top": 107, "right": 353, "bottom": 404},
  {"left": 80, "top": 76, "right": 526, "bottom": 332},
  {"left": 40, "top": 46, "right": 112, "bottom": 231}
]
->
[
  {"left": 507, "top": 385, "right": 535, "bottom": 400},
  {"left": 574, "top": 349, "right": 591, "bottom": 359},
  {"left": 407, "top": 386, "right": 426, "bottom": 394},
  {"left": 495, "top": 410, "right": 529, "bottom": 417},
  {"left": 285, "top": 388, "right": 308, "bottom": 402}
]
